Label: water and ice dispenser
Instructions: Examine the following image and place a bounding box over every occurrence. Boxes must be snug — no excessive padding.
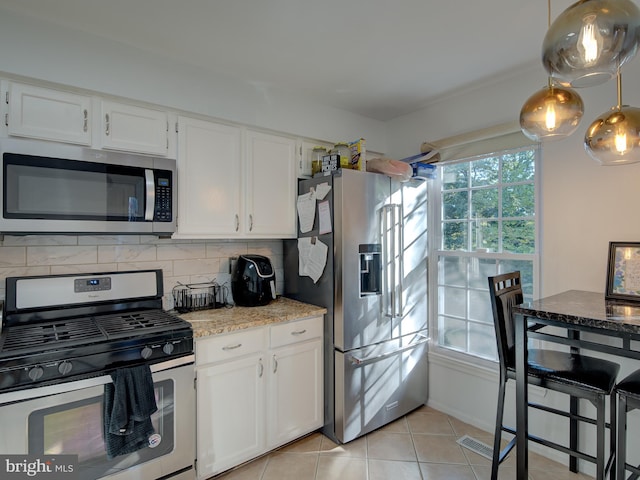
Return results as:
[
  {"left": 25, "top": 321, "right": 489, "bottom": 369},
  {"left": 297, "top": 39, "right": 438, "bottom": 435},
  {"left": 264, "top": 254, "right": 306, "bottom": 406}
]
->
[{"left": 359, "top": 244, "right": 382, "bottom": 296}]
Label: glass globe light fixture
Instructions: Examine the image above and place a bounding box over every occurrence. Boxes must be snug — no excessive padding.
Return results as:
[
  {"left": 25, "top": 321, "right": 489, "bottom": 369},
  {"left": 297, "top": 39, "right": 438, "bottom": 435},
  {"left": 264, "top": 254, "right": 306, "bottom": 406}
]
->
[
  {"left": 584, "top": 72, "right": 640, "bottom": 164},
  {"left": 520, "top": 81, "right": 584, "bottom": 142},
  {"left": 542, "top": 0, "right": 640, "bottom": 88}
]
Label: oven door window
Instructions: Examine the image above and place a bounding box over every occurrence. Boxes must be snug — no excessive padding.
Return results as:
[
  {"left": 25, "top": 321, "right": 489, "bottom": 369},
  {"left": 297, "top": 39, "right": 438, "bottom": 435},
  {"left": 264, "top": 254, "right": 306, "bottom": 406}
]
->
[
  {"left": 4, "top": 153, "right": 147, "bottom": 221},
  {"left": 28, "top": 379, "right": 174, "bottom": 480}
]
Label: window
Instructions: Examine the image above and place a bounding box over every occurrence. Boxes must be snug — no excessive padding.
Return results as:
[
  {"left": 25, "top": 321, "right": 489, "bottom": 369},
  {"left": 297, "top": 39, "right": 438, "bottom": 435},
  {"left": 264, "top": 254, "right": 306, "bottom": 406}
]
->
[{"left": 432, "top": 145, "right": 539, "bottom": 361}]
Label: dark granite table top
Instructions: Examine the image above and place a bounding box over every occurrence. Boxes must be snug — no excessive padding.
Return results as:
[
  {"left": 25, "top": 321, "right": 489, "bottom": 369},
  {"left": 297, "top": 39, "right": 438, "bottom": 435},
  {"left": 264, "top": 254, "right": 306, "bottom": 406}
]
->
[{"left": 515, "top": 290, "right": 640, "bottom": 337}]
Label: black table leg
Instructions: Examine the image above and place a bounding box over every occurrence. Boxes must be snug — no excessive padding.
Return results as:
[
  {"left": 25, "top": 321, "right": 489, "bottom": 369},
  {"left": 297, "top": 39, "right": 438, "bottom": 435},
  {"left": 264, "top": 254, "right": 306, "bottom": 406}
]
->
[{"left": 514, "top": 312, "right": 528, "bottom": 479}]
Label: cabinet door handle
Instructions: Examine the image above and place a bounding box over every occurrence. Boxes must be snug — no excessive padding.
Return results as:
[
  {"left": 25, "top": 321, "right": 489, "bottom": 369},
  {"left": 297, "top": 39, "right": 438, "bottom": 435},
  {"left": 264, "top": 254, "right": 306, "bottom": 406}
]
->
[
  {"left": 83, "top": 109, "right": 89, "bottom": 132},
  {"left": 291, "top": 329, "right": 307, "bottom": 336},
  {"left": 235, "top": 214, "right": 239, "bottom": 232},
  {"left": 105, "top": 113, "right": 110, "bottom": 136},
  {"left": 258, "top": 359, "right": 264, "bottom": 378},
  {"left": 222, "top": 343, "right": 242, "bottom": 351},
  {"left": 272, "top": 355, "right": 278, "bottom": 373},
  {"left": 249, "top": 214, "right": 253, "bottom": 231}
]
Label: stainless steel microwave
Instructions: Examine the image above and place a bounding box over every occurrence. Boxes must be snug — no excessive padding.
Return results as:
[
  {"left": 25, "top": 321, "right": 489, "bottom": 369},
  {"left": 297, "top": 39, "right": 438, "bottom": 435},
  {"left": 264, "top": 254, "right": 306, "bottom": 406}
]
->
[{"left": 0, "top": 139, "right": 176, "bottom": 235}]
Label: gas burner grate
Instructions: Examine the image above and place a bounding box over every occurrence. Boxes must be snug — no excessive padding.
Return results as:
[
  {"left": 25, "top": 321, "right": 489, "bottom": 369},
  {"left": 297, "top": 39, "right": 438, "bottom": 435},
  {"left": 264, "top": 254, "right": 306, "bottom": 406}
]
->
[
  {"left": 97, "top": 310, "right": 188, "bottom": 338},
  {"left": 1, "top": 318, "right": 105, "bottom": 353}
]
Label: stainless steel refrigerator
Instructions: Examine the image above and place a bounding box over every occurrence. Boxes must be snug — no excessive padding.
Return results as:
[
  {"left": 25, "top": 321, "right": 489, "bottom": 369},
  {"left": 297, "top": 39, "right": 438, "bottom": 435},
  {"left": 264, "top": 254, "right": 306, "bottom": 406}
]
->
[{"left": 284, "top": 169, "right": 429, "bottom": 444}]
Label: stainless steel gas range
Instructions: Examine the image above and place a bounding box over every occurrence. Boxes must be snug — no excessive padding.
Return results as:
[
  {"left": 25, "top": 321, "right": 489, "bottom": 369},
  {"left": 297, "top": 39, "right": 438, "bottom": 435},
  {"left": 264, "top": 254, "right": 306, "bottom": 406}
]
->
[{"left": 0, "top": 269, "right": 195, "bottom": 480}]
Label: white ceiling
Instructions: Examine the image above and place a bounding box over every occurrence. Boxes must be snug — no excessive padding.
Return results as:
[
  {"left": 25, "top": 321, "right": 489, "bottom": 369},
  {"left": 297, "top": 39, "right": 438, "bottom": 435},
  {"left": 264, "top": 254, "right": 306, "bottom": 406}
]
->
[{"left": 0, "top": 0, "right": 576, "bottom": 121}]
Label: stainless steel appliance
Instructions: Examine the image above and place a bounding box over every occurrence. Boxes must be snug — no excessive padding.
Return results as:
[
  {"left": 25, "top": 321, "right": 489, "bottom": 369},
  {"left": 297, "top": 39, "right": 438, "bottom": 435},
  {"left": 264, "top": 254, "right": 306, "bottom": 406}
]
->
[
  {"left": 231, "top": 254, "right": 276, "bottom": 307},
  {"left": 0, "top": 270, "right": 195, "bottom": 480},
  {"left": 284, "top": 169, "right": 429, "bottom": 443},
  {"left": 0, "top": 138, "right": 176, "bottom": 235}
]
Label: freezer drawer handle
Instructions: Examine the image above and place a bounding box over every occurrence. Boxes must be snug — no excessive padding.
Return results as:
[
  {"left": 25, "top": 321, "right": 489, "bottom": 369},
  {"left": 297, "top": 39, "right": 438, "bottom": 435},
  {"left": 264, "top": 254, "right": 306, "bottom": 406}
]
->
[{"left": 348, "top": 334, "right": 429, "bottom": 366}]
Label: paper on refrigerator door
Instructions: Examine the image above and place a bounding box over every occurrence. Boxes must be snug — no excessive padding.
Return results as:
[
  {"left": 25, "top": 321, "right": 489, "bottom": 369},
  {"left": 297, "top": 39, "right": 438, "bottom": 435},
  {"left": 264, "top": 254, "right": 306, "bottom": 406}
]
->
[
  {"left": 297, "top": 237, "right": 328, "bottom": 283},
  {"left": 297, "top": 191, "right": 316, "bottom": 233}
]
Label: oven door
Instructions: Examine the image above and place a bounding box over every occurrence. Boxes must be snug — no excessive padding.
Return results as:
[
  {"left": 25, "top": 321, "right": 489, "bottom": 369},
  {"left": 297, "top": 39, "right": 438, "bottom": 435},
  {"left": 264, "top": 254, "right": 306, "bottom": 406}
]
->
[{"left": 0, "top": 357, "right": 195, "bottom": 480}]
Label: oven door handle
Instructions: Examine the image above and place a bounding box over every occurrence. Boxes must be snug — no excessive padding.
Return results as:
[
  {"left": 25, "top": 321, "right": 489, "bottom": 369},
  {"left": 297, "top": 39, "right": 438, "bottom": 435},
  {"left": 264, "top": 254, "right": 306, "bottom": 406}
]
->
[{"left": 0, "top": 355, "right": 194, "bottom": 405}]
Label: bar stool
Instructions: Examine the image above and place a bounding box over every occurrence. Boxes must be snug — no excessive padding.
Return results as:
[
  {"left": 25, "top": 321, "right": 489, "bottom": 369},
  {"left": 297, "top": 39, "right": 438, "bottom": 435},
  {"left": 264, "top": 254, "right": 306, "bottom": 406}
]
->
[
  {"left": 616, "top": 369, "right": 640, "bottom": 480},
  {"left": 488, "top": 271, "right": 620, "bottom": 480}
]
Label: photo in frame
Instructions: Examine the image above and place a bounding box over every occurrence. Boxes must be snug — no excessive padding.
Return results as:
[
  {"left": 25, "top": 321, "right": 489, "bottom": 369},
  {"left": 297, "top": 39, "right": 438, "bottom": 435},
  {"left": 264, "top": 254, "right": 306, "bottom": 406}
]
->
[{"left": 606, "top": 242, "right": 640, "bottom": 302}]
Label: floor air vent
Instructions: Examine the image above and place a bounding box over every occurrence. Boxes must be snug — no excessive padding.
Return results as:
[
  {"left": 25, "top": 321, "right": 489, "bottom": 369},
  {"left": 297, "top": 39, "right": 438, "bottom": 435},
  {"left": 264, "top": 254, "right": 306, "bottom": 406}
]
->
[{"left": 456, "top": 435, "right": 493, "bottom": 460}]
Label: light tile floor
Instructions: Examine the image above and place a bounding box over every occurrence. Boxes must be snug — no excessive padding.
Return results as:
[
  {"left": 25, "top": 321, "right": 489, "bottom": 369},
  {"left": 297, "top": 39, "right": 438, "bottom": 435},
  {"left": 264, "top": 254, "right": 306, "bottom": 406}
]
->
[{"left": 211, "top": 405, "right": 595, "bottom": 480}]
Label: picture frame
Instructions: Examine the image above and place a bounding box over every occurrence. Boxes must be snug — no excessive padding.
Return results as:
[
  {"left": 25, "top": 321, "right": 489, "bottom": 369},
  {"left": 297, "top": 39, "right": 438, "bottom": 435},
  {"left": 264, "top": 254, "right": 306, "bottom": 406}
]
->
[{"left": 606, "top": 242, "right": 640, "bottom": 302}]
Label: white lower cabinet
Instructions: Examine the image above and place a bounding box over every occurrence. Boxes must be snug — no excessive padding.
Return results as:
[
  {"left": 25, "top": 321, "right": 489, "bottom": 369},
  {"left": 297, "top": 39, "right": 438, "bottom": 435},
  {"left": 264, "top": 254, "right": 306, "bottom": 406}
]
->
[{"left": 195, "top": 316, "right": 323, "bottom": 479}]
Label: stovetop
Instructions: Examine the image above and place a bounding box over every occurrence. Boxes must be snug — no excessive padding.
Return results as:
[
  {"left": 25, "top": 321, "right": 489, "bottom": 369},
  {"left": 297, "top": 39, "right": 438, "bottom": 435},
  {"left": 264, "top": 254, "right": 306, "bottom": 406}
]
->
[
  {"left": 0, "top": 269, "right": 194, "bottom": 393},
  {"left": 0, "top": 309, "right": 190, "bottom": 356}
]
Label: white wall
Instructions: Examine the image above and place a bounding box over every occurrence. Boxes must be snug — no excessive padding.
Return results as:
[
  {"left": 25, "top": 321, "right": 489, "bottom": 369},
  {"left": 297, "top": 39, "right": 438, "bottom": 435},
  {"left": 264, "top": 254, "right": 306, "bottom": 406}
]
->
[
  {"left": 0, "top": 8, "right": 387, "bottom": 153},
  {"left": 387, "top": 55, "right": 640, "bottom": 470}
]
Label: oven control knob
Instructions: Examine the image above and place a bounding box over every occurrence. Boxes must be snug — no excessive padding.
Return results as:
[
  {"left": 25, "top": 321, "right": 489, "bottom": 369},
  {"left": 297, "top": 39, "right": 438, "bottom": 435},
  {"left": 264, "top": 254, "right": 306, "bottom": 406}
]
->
[
  {"left": 141, "top": 346, "right": 153, "bottom": 359},
  {"left": 58, "top": 361, "right": 73, "bottom": 375},
  {"left": 28, "top": 366, "right": 44, "bottom": 381},
  {"left": 162, "top": 342, "right": 175, "bottom": 355}
]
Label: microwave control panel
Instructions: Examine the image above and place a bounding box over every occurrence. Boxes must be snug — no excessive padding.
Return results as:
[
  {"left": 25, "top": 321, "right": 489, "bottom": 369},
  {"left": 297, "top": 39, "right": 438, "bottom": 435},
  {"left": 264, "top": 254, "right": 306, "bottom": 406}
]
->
[{"left": 154, "top": 173, "right": 172, "bottom": 222}]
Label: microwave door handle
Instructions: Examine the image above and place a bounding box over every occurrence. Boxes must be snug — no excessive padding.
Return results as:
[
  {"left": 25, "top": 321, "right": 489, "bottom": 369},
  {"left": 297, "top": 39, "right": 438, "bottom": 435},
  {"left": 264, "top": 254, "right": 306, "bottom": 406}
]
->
[{"left": 144, "top": 169, "right": 155, "bottom": 221}]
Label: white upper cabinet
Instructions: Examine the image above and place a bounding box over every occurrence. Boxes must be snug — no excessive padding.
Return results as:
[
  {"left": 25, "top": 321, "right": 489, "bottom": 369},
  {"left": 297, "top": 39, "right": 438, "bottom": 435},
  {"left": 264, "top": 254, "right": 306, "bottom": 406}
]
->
[
  {"left": 6, "top": 82, "right": 91, "bottom": 145},
  {"left": 244, "top": 130, "right": 297, "bottom": 238},
  {"left": 175, "top": 118, "right": 297, "bottom": 239},
  {"left": 100, "top": 100, "right": 169, "bottom": 156},
  {"left": 176, "top": 116, "right": 242, "bottom": 237}
]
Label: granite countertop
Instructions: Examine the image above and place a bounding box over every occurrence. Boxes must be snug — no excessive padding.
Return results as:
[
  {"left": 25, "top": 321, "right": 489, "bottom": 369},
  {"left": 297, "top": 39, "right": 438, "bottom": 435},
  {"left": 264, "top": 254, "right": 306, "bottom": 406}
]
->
[{"left": 176, "top": 296, "right": 327, "bottom": 338}]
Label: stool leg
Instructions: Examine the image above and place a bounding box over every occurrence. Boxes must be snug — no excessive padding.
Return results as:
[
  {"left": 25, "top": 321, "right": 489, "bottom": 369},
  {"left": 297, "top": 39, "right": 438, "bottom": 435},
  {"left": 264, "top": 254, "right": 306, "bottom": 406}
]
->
[
  {"left": 491, "top": 375, "right": 507, "bottom": 480},
  {"left": 617, "top": 393, "right": 627, "bottom": 480},
  {"left": 570, "top": 395, "right": 578, "bottom": 473},
  {"left": 596, "top": 394, "right": 605, "bottom": 480},
  {"left": 610, "top": 393, "right": 617, "bottom": 480}
]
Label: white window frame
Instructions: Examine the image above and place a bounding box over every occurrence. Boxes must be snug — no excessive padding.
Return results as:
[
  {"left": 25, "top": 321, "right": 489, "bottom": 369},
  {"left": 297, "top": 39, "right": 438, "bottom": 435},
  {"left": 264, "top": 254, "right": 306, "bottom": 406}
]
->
[{"left": 427, "top": 144, "right": 541, "bottom": 366}]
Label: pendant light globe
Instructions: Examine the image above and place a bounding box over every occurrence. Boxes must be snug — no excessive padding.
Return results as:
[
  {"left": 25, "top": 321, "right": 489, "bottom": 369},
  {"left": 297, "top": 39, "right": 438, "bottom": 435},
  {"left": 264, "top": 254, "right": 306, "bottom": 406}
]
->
[
  {"left": 584, "top": 105, "right": 640, "bottom": 164},
  {"left": 542, "top": 0, "right": 640, "bottom": 88},
  {"left": 520, "top": 83, "right": 584, "bottom": 142}
]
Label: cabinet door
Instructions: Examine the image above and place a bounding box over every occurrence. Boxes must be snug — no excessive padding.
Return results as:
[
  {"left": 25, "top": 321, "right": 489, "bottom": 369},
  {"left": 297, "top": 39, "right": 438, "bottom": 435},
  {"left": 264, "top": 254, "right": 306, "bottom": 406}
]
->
[
  {"left": 196, "top": 354, "right": 265, "bottom": 478},
  {"left": 245, "top": 130, "right": 297, "bottom": 237},
  {"left": 101, "top": 100, "right": 168, "bottom": 155},
  {"left": 7, "top": 82, "right": 91, "bottom": 145},
  {"left": 267, "top": 339, "right": 323, "bottom": 448},
  {"left": 176, "top": 116, "right": 242, "bottom": 236}
]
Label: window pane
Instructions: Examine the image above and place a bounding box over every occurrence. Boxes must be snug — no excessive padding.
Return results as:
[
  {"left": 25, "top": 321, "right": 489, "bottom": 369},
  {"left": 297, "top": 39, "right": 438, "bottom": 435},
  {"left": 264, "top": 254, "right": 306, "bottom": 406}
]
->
[
  {"left": 442, "top": 222, "right": 468, "bottom": 250},
  {"left": 440, "top": 286, "right": 466, "bottom": 317},
  {"left": 503, "top": 184, "right": 535, "bottom": 217},
  {"left": 471, "top": 187, "right": 498, "bottom": 218},
  {"left": 472, "top": 220, "right": 499, "bottom": 252},
  {"left": 469, "top": 289, "right": 492, "bottom": 323},
  {"left": 503, "top": 220, "right": 535, "bottom": 254},
  {"left": 471, "top": 158, "right": 499, "bottom": 187},
  {"left": 439, "top": 316, "right": 467, "bottom": 351},
  {"left": 502, "top": 151, "right": 535, "bottom": 183},
  {"left": 443, "top": 191, "right": 468, "bottom": 220},
  {"left": 468, "top": 322, "right": 498, "bottom": 360},
  {"left": 442, "top": 163, "right": 469, "bottom": 190},
  {"left": 442, "top": 256, "right": 467, "bottom": 286},
  {"left": 468, "top": 258, "right": 498, "bottom": 289}
]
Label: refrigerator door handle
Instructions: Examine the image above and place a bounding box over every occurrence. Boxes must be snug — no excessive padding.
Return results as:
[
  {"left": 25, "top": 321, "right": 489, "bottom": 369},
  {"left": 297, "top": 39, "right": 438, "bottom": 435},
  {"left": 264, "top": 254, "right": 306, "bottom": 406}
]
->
[
  {"left": 348, "top": 333, "right": 429, "bottom": 366},
  {"left": 381, "top": 203, "right": 404, "bottom": 318}
]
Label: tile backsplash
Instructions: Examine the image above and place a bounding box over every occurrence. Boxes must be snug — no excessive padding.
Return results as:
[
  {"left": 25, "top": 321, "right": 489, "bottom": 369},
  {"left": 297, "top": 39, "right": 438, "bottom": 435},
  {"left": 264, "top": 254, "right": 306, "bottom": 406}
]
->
[{"left": 0, "top": 235, "right": 284, "bottom": 310}]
